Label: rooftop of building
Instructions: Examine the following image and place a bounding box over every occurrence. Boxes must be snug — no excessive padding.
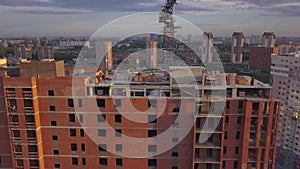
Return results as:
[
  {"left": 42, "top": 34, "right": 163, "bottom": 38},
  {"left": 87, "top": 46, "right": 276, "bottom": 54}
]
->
[{"left": 273, "top": 51, "right": 300, "bottom": 57}]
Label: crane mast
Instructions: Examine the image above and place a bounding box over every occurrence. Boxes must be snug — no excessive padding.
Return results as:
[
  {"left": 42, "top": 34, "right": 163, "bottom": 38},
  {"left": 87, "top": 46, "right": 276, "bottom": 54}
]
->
[{"left": 159, "top": 0, "right": 181, "bottom": 49}]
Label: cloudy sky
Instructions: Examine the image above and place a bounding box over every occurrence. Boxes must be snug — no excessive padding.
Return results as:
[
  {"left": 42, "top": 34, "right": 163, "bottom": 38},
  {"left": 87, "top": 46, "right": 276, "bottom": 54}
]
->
[{"left": 0, "top": 0, "right": 299, "bottom": 37}]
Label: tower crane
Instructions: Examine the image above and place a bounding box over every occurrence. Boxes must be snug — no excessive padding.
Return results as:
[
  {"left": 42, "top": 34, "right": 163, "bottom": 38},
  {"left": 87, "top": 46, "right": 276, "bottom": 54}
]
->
[
  {"left": 285, "top": 110, "right": 299, "bottom": 169},
  {"left": 159, "top": 0, "right": 181, "bottom": 49}
]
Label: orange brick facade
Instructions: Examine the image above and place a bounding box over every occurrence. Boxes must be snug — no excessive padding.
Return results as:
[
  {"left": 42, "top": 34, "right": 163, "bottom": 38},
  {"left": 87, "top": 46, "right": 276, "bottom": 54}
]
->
[{"left": 0, "top": 73, "right": 280, "bottom": 169}]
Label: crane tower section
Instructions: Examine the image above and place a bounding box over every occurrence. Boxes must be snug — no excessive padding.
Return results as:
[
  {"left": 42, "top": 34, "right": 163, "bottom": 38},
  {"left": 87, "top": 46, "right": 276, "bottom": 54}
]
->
[{"left": 159, "top": 0, "right": 181, "bottom": 48}]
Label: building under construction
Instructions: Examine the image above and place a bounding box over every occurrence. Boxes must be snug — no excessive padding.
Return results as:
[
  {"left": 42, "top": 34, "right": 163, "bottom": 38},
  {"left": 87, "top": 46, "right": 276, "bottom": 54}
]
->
[{"left": 0, "top": 60, "right": 280, "bottom": 169}]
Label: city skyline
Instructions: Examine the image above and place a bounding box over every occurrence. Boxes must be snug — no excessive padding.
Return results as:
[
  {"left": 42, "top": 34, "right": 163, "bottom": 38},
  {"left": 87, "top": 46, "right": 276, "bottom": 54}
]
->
[{"left": 0, "top": 0, "right": 300, "bottom": 37}]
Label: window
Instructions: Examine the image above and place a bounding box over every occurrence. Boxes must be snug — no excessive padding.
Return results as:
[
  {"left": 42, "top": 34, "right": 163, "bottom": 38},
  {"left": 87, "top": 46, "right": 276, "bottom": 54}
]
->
[
  {"left": 148, "top": 145, "right": 157, "bottom": 153},
  {"left": 115, "top": 114, "right": 122, "bottom": 123},
  {"left": 237, "top": 117, "right": 241, "bottom": 124},
  {"left": 69, "top": 114, "right": 75, "bottom": 123},
  {"left": 148, "top": 100, "right": 157, "bottom": 108},
  {"left": 51, "top": 121, "right": 57, "bottom": 126},
  {"left": 16, "top": 159, "right": 23, "bottom": 167},
  {"left": 115, "top": 129, "right": 122, "bottom": 137},
  {"left": 26, "top": 115, "right": 34, "bottom": 123},
  {"left": 52, "top": 135, "right": 58, "bottom": 141},
  {"left": 15, "top": 145, "right": 22, "bottom": 152},
  {"left": 98, "top": 129, "right": 106, "bottom": 137},
  {"left": 226, "top": 101, "right": 230, "bottom": 109},
  {"left": 82, "top": 158, "right": 86, "bottom": 166},
  {"left": 148, "top": 115, "right": 157, "bottom": 123},
  {"left": 97, "top": 114, "right": 106, "bottom": 123},
  {"left": 78, "top": 99, "right": 83, "bottom": 108},
  {"left": 225, "top": 116, "right": 229, "bottom": 124},
  {"left": 12, "top": 130, "right": 20, "bottom": 137},
  {"left": 234, "top": 161, "right": 238, "bottom": 169},
  {"left": 235, "top": 147, "right": 239, "bottom": 155},
  {"left": 48, "top": 90, "right": 54, "bottom": 96},
  {"left": 172, "top": 167, "right": 178, "bottom": 169},
  {"left": 70, "top": 129, "right": 76, "bottom": 137},
  {"left": 28, "top": 145, "right": 37, "bottom": 152},
  {"left": 29, "top": 160, "right": 39, "bottom": 167},
  {"left": 116, "top": 144, "right": 122, "bottom": 152},
  {"left": 223, "top": 147, "right": 227, "bottom": 154},
  {"left": 54, "top": 163, "right": 60, "bottom": 169},
  {"left": 79, "top": 114, "right": 84, "bottom": 123},
  {"left": 148, "top": 159, "right": 157, "bottom": 167},
  {"left": 80, "top": 129, "right": 85, "bottom": 137},
  {"left": 50, "top": 106, "right": 55, "bottom": 111},
  {"left": 70, "top": 144, "right": 77, "bottom": 152},
  {"left": 238, "top": 101, "right": 243, "bottom": 109},
  {"left": 27, "top": 130, "right": 36, "bottom": 138},
  {"left": 10, "top": 115, "right": 19, "bottom": 123},
  {"left": 172, "top": 152, "right": 178, "bottom": 157},
  {"left": 116, "top": 158, "right": 122, "bottom": 166},
  {"left": 23, "top": 99, "right": 33, "bottom": 107},
  {"left": 173, "top": 137, "right": 179, "bottom": 143},
  {"left": 148, "top": 130, "right": 157, "bottom": 137},
  {"left": 97, "top": 99, "right": 105, "bottom": 108},
  {"left": 53, "top": 150, "right": 59, "bottom": 155},
  {"left": 99, "top": 158, "right": 107, "bottom": 166},
  {"left": 98, "top": 144, "right": 107, "bottom": 152},
  {"left": 81, "top": 144, "right": 85, "bottom": 152},
  {"left": 224, "top": 131, "right": 228, "bottom": 139},
  {"left": 68, "top": 99, "right": 74, "bottom": 107},
  {"left": 252, "top": 103, "right": 259, "bottom": 110},
  {"left": 114, "top": 99, "right": 121, "bottom": 107},
  {"left": 236, "top": 131, "right": 240, "bottom": 140},
  {"left": 223, "top": 161, "right": 226, "bottom": 168},
  {"left": 72, "top": 158, "right": 78, "bottom": 166}
]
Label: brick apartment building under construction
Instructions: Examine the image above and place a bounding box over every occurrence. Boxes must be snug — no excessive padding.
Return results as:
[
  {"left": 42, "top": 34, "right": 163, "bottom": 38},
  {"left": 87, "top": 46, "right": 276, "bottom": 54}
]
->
[{"left": 0, "top": 60, "right": 280, "bottom": 169}]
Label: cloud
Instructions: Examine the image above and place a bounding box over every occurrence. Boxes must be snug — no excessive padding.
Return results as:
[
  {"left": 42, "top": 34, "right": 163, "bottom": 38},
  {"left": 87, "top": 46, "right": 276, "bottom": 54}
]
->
[
  {"left": 0, "top": 5, "right": 92, "bottom": 14},
  {"left": 261, "top": 5, "right": 300, "bottom": 17}
]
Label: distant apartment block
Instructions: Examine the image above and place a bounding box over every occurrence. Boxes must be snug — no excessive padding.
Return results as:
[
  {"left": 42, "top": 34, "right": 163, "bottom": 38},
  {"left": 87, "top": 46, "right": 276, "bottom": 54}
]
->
[
  {"left": 202, "top": 32, "right": 214, "bottom": 64},
  {"left": 231, "top": 32, "right": 244, "bottom": 64},
  {"left": 14, "top": 46, "right": 32, "bottom": 59},
  {"left": 60, "top": 39, "right": 90, "bottom": 47},
  {"left": 32, "top": 46, "right": 54, "bottom": 60},
  {"left": 262, "top": 32, "right": 276, "bottom": 48},
  {"left": 146, "top": 40, "right": 158, "bottom": 68},
  {"left": 271, "top": 52, "right": 300, "bottom": 169},
  {"left": 0, "top": 60, "right": 281, "bottom": 169},
  {"left": 249, "top": 46, "right": 279, "bottom": 71},
  {"left": 250, "top": 35, "right": 260, "bottom": 45},
  {"left": 96, "top": 40, "right": 113, "bottom": 71}
]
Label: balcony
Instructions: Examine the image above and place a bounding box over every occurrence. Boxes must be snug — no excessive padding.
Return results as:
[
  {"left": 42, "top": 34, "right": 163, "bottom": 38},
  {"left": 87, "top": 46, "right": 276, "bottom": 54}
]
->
[
  {"left": 5, "top": 91, "right": 16, "bottom": 97},
  {"left": 22, "top": 93, "right": 33, "bottom": 98},
  {"left": 12, "top": 138, "right": 21, "bottom": 144},
  {"left": 195, "top": 148, "right": 221, "bottom": 163},
  {"left": 194, "top": 163, "right": 220, "bottom": 169},
  {"left": 24, "top": 107, "right": 34, "bottom": 114}
]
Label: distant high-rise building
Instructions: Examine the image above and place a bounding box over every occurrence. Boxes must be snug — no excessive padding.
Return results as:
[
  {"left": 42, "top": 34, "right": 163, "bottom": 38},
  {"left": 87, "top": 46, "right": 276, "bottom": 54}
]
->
[
  {"left": 271, "top": 52, "right": 300, "bottom": 168},
  {"left": 250, "top": 35, "right": 260, "bottom": 45},
  {"left": 231, "top": 32, "right": 244, "bottom": 64},
  {"left": 278, "top": 44, "right": 296, "bottom": 55},
  {"left": 262, "top": 32, "right": 276, "bottom": 48},
  {"left": 149, "top": 34, "right": 157, "bottom": 41},
  {"left": 96, "top": 40, "right": 113, "bottom": 71},
  {"left": 202, "top": 32, "right": 214, "bottom": 64},
  {"left": 14, "top": 46, "right": 32, "bottom": 59},
  {"left": 32, "top": 46, "right": 54, "bottom": 60},
  {"left": 146, "top": 41, "right": 158, "bottom": 68},
  {"left": 249, "top": 46, "right": 278, "bottom": 71}
]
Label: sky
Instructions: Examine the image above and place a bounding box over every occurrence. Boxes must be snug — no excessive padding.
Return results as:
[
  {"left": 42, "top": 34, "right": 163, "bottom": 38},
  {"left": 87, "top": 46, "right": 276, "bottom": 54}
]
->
[{"left": 0, "top": 0, "right": 300, "bottom": 37}]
